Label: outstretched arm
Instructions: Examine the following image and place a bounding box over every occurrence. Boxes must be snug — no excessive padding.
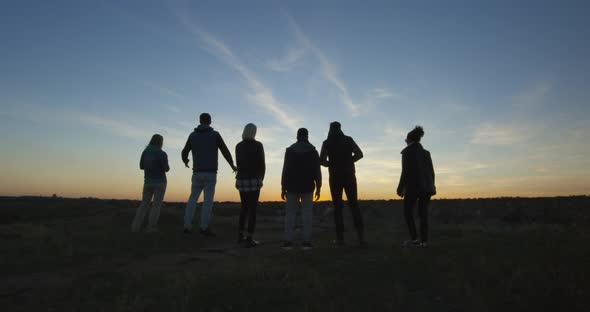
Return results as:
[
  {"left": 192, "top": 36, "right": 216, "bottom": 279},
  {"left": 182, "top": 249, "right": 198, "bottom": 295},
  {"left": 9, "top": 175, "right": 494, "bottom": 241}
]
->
[
  {"left": 181, "top": 136, "right": 192, "bottom": 167},
  {"left": 351, "top": 139, "right": 364, "bottom": 162},
  {"left": 217, "top": 133, "right": 237, "bottom": 171}
]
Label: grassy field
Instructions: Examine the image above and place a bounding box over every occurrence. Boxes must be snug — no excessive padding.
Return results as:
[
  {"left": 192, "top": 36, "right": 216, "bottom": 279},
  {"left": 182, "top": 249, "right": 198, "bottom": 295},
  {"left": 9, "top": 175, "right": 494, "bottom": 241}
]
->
[{"left": 0, "top": 197, "right": 589, "bottom": 312}]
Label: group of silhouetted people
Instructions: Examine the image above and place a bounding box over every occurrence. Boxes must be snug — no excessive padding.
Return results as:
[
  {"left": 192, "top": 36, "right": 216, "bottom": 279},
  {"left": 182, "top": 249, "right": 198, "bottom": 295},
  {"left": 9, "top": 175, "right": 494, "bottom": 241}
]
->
[{"left": 132, "top": 113, "right": 436, "bottom": 250}]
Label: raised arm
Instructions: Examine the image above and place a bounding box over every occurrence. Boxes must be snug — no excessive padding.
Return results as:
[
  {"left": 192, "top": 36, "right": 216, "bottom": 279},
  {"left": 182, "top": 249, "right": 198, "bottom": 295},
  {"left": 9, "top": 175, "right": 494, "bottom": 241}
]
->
[
  {"left": 319, "top": 141, "right": 329, "bottom": 167},
  {"left": 351, "top": 138, "right": 364, "bottom": 162},
  {"left": 217, "top": 133, "right": 236, "bottom": 171}
]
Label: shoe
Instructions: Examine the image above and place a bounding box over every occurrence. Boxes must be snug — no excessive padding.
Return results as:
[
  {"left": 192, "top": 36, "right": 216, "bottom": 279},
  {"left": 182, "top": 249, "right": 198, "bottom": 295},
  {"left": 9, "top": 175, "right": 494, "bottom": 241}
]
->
[
  {"left": 281, "top": 241, "right": 294, "bottom": 250},
  {"left": 301, "top": 241, "right": 313, "bottom": 250},
  {"left": 146, "top": 227, "right": 158, "bottom": 233},
  {"left": 244, "top": 237, "right": 259, "bottom": 248},
  {"left": 401, "top": 240, "right": 420, "bottom": 247},
  {"left": 419, "top": 242, "right": 428, "bottom": 248},
  {"left": 183, "top": 228, "right": 192, "bottom": 235},
  {"left": 332, "top": 239, "right": 345, "bottom": 246},
  {"left": 200, "top": 228, "right": 216, "bottom": 237},
  {"left": 237, "top": 233, "right": 247, "bottom": 244}
]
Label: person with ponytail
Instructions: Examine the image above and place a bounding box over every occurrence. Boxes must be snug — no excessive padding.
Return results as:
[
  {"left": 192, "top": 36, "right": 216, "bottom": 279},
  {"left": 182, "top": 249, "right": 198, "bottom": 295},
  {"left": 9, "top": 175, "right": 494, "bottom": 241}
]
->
[{"left": 396, "top": 126, "right": 436, "bottom": 247}]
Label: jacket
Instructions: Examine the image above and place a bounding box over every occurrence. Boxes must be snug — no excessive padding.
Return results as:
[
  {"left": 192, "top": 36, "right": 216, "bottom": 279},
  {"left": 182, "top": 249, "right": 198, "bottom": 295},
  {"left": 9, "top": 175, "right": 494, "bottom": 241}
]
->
[
  {"left": 140, "top": 145, "right": 170, "bottom": 184},
  {"left": 281, "top": 140, "right": 322, "bottom": 193},
  {"left": 397, "top": 143, "right": 436, "bottom": 197},
  {"left": 181, "top": 125, "right": 234, "bottom": 172},
  {"left": 320, "top": 134, "right": 363, "bottom": 177},
  {"left": 235, "top": 139, "right": 266, "bottom": 180}
]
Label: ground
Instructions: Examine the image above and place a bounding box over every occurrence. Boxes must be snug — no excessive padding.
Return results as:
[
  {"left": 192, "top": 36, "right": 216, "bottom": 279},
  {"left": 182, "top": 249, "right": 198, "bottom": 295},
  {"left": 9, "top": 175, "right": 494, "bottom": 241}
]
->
[{"left": 0, "top": 197, "right": 588, "bottom": 312}]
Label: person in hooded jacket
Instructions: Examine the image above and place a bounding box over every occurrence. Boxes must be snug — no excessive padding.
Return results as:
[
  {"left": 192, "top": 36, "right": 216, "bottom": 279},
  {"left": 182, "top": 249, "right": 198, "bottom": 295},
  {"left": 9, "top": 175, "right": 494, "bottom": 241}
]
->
[
  {"left": 281, "top": 128, "right": 321, "bottom": 250},
  {"left": 320, "top": 121, "right": 367, "bottom": 247},
  {"left": 182, "top": 113, "right": 237, "bottom": 237},
  {"left": 396, "top": 126, "right": 436, "bottom": 247},
  {"left": 131, "top": 134, "right": 170, "bottom": 233}
]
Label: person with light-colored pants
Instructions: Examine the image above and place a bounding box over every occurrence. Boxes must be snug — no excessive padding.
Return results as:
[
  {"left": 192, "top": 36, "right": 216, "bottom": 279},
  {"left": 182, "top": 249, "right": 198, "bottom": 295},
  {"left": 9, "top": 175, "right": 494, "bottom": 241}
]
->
[
  {"left": 184, "top": 172, "right": 217, "bottom": 230},
  {"left": 285, "top": 192, "right": 313, "bottom": 242},
  {"left": 132, "top": 183, "right": 167, "bottom": 232}
]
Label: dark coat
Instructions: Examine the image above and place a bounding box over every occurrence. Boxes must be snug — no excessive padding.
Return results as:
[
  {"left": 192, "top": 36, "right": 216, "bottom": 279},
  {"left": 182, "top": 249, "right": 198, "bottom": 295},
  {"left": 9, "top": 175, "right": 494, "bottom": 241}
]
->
[
  {"left": 181, "top": 125, "right": 234, "bottom": 172},
  {"left": 281, "top": 140, "right": 322, "bottom": 193},
  {"left": 235, "top": 139, "right": 265, "bottom": 180},
  {"left": 397, "top": 143, "right": 436, "bottom": 197},
  {"left": 140, "top": 145, "right": 170, "bottom": 184},
  {"left": 319, "top": 134, "right": 363, "bottom": 177}
]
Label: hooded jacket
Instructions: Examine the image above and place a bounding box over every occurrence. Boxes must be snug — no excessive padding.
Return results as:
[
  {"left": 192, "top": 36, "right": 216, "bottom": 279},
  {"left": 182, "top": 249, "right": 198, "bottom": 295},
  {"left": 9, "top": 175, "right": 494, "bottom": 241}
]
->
[
  {"left": 140, "top": 145, "right": 170, "bottom": 184},
  {"left": 181, "top": 125, "right": 234, "bottom": 173},
  {"left": 397, "top": 143, "right": 436, "bottom": 197},
  {"left": 281, "top": 140, "right": 322, "bottom": 193}
]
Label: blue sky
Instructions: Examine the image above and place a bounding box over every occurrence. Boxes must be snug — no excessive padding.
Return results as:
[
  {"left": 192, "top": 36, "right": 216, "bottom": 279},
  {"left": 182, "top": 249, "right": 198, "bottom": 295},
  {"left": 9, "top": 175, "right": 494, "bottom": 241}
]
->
[{"left": 1, "top": 0, "right": 589, "bottom": 201}]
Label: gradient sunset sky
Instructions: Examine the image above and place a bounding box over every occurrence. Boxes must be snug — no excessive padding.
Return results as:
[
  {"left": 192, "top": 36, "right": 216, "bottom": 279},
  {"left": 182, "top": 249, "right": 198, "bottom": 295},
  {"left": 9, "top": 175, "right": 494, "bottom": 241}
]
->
[{"left": 1, "top": 0, "right": 589, "bottom": 202}]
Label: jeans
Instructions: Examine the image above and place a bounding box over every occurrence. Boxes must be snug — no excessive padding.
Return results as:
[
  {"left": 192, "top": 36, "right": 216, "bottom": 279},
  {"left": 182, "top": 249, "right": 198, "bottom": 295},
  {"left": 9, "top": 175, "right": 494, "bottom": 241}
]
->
[
  {"left": 131, "top": 182, "right": 167, "bottom": 232},
  {"left": 403, "top": 194, "right": 431, "bottom": 242},
  {"left": 239, "top": 190, "right": 260, "bottom": 235},
  {"left": 285, "top": 192, "right": 313, "bottom": 242},
  {"left": 329, "top": 174, "right": 364, "bottom": 241},
  {"left": 184, "top": 172, "right": 217, "bottom": 230}
]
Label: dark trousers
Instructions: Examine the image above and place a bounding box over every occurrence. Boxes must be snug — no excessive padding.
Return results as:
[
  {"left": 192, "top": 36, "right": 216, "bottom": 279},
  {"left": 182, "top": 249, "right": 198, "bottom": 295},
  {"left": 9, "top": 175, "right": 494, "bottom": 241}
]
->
[
  {"left": 329, "top": 174, "right": 364, "bottom": 240},
  {"left": 403, "top": 194, "right": 431, "bottom": 242},
  {"left": 239, "top": 190, "right": 260, "bottom": 235}
]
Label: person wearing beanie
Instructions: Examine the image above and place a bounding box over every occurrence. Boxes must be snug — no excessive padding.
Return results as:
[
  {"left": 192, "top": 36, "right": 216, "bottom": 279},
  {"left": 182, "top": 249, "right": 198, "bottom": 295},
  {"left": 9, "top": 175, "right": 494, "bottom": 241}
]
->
[
  {"left": 280, "top": 128, "right": 322, "bottom": 250},
  {"left": 319, "top": 121, "right": 367, "bottom": 248},
  {"left": 396, "top": 126, "right": 436, "bottom": 247}
]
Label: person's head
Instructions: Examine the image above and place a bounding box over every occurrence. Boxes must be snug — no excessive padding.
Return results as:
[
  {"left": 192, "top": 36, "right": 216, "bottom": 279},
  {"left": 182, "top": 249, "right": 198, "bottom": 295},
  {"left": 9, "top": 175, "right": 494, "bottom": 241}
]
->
[
  {"left": 328, "top": 121, "right": 343, "bottom": 137},
  {"left": 199, "top": 113, "right": 212, "bottom": 126},
  {"left": 149, "top": 134, "right": 164, "bottom": 148},
  {"left": 297, "top": 128, "right": 309, "bottom": 141},
  {"left": 405, "top": 126, "right": 425, "bottom": 144},
  {"left": 242, "top": 123, "right": 257, "bottom": 140}
]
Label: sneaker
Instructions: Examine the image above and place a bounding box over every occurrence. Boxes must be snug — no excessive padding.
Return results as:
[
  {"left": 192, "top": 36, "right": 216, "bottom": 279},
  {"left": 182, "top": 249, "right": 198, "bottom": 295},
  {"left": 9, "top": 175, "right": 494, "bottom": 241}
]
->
[
  {"left": 183, "top": 228, "right": 192, "bottom": 235},
  {"left": 281, "top": 241, "right": 294, "bottom": 250},
  {"left": 237, "top": 233, "right": 247, "bottom": 244},
  {"left": 244, "top": 237, "right": 260, "bottom": 248},
  {"left": 301, "top": 241, "right": 313, "bottom": 250},
  {"left": 401, "top": 240, "right": 420, "bottom": 247},
  {"left": 200, "top": 228, "right": 216, "bottom": 237},
  {"left": 332, "top": 239, "right": 346, "bottom": 246}
]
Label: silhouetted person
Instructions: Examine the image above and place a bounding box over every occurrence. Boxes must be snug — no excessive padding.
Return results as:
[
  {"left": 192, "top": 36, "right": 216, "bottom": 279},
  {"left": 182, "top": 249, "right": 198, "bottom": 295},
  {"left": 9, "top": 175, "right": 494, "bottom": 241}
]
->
[
  {"left": 396, "top": 126, "right": 436, "bottom": 247},
  {"left": 320, "top": 121, "right": 366, "bottom": 247},
  {"left": 281, "top": 128, "right": 321, "bottom": 250},
  {"left": 235, "top": 123, "right": 265, "bottom": 248},
  {"left": 132, "top": 134, "right": 169, "bottom": 233},
  {"left": 182, "top": 113, "right": 237, "bottom": 236}
]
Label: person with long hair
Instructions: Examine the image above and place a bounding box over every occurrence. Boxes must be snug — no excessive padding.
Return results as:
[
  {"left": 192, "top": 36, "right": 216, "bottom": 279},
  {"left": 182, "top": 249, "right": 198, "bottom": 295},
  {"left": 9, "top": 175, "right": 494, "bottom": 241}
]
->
[
  {"left": 397, "top": 126, "right": 436, "bottom": 247},
  {"left": 235, "top": 123, "right": 266, "bottom": 247},
  {"left": 319, "top": 121, "right": 367, "bottom": 247},
  {"left": 131, "top": 134, "right": 170, "bottom": 233}
]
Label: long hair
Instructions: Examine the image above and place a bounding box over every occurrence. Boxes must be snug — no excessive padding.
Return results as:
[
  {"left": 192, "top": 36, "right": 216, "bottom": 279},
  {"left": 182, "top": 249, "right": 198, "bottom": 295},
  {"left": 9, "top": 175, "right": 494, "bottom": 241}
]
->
[
  {"left": 327, "top": 121, "right": 344, "bottom": 140},
  {"left": 242, "top": 123, "right": 257, "bottom": 140},
  {"left": 148, "top": 134, "right": 164, "bottom": 148}
]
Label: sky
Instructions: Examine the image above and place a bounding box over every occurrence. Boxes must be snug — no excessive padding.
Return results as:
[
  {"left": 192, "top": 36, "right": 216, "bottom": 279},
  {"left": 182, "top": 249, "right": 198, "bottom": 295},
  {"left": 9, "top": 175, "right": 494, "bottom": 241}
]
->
[{"left": 1, "top": 0, "right": 589, "bottom": 202}]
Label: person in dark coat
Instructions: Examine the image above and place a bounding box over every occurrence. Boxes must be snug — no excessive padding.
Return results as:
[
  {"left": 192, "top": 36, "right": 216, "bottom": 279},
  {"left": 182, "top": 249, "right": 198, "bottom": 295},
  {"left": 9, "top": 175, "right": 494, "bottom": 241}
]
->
[
  {"left": 281, "top": 128, "right": 322, "bottom": 250},
  {"left": 320, "top": 121, "right": 367, "bottom": 247},
  {"left": 131, "top": 134, "right": 170, "bottom": 233},
  {"left": 397, "top": 126, "right": 436, "bottom": 247},
  {"left": 235, "top": 123, "right": 265, "bottom": 247}
]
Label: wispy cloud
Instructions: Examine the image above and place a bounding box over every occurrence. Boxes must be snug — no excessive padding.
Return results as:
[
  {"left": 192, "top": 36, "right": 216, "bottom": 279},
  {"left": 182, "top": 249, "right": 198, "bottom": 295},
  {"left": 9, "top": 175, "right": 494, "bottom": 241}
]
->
[
  {"left": 471, "top": 122, "right": 530, "bottom": 145},
  {"left": 267, "top": 47, "right": 307, "bottom": 72},
  {"left": 512, "top": 81, "right": 551, "bottom": 108},
  {"left": 175, "top": 12, "right": 299, "bottom": 131},
  {"left": 288, "top": 18, "right": 360, "bottom": 116}
]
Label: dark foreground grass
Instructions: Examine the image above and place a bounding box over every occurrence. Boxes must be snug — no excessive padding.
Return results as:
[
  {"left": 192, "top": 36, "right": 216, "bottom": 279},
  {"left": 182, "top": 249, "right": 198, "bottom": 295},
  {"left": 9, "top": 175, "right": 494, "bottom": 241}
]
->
[{"left": 0, "top": 199, "right": 589, "bottom": 312}]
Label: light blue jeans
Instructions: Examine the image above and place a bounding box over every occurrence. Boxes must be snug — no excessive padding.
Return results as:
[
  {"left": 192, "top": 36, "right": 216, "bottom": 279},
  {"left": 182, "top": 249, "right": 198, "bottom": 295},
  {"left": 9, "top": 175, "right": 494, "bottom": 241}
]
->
[
  {"left": 184, "top": 172, "right": 217, "bottom": 230},
  {"left": 285, "top": 192, "right": 314, "bottom": 242}
]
